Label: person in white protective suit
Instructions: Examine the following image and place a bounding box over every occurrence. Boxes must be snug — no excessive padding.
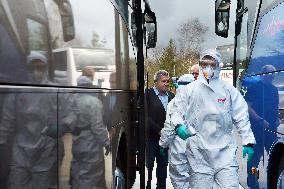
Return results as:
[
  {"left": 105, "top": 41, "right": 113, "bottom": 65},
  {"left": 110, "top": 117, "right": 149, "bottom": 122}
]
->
[
  {"left": 159, "top": 74, "right": 195, "bottom": 189},
  {"left": 170, "top": 49, "right": 256, "bottom": 189},
  {"left": 70, "top": 75, "right": 110, "bottom": 189},
  {"left": 0, "top": 52, "right": 59, "bottom": 189}
]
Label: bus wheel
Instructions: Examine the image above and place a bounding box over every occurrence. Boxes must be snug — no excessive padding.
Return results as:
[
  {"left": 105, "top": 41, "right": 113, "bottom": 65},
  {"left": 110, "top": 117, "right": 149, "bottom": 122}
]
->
[
  {"left": 277, "top": 156, "right": 284, "bottom": 189},
  {"left": 277, "top": 170, "right": 284, "bottom": 189},
  {"left": 114, "top": 167, "right": 125, "bottom": 189}
]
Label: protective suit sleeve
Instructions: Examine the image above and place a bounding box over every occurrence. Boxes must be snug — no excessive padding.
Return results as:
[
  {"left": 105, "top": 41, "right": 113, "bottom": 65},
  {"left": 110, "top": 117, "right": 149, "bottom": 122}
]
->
[
  {"left": 89, "top": 99, "right": 110, "bottom": 147},
  {"left": 230, "top": 87, "right": 256, "bottom": 145},
  {"left": 159, "top": 101, "right": 175, "bottom": 148},
  {"left": 59, "top": 93, "right": 79, "bottom": 132},
  {"left": 0, "top": 94, "right": 16, "bottom": 144},
  {"left": 170, "top": 87, "right": 189, "bottom": 127}
]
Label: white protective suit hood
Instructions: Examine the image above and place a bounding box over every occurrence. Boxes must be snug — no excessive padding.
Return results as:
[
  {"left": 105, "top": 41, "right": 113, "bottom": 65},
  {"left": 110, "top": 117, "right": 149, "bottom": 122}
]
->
[
  {"left": 27, "top": 51, "right": 47, "bottom": 65},
  {"left": 27, "top": 51, "right": 49, "bottom": 84},
  {"left": 199, "top": 49, "right": 222, "bottom": 82},
  {"left": 177, "top": 74, "right": 195, "bottom": 92}
]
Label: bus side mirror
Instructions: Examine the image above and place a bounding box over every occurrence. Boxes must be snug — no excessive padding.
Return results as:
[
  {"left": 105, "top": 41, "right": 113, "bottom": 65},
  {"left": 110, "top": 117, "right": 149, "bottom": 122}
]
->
[
  {"left": 215, "top": 0, "right": 230, "bottom": 38},
  {"left": 144, "top": 11, "right": 157, "bottom": 49},
  {"left": 54, "top": 0, "right": 75, "bottom": 41}
]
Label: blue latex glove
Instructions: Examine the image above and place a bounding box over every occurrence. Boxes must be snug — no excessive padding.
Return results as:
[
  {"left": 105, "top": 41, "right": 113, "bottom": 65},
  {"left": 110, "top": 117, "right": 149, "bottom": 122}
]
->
[
  {"left": 173, "top": 82, "right": 179, "bottom": 89},
  {"left": 175, "top": 124, "right": 190, "bottom": 140},
  {"left": 159, "top": 147, "right": 168, "bottom": 156},
  {"left": 243, "top": 145, "right": 254, "bottom": 162},
  {"left": 42, "top": 125, "right": 70, "bottom": 138}
]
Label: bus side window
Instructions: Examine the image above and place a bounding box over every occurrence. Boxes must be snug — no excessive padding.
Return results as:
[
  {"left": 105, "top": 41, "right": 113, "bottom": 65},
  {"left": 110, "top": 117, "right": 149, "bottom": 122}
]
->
[{"left": 47, "top": 0, "right": 116, "bottom": 88}]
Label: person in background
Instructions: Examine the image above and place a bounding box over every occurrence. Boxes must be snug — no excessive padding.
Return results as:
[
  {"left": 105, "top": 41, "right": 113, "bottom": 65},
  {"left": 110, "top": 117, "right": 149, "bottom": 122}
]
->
[
  {"left": 69, "top": 75, "right": 110, "bottom": 189},
  {"left": 159, "top": 74, "right": 194, "bottom": 189},
  {"left": 0, "top": 52, "right": 58, "bottom": 189},
  {"left": 109, "top": 72, "right": 116, "bottom": 89},
  {"left": 146, "top": 70, "right": 175, "bottom": 189},
  {"left": 190, "top": 64, "right": 199, "bottom": 80},
  {"left": 82, "top": 66, "right": 95, "bottom": 81},
  {"left": 170, "top": 49, "right": 255, "bottom": 188}
]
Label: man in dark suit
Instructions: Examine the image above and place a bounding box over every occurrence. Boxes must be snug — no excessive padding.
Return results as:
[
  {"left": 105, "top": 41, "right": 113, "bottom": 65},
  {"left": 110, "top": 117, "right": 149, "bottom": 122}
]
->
[{"left": 146, "top": 70, "right": 174, "bottom": 189}]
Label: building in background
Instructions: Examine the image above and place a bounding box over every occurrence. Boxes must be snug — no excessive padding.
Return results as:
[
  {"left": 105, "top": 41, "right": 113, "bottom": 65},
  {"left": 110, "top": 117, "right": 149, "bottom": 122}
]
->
[{"left": 216, "top": 44, "right": 234, "bottom": 85}]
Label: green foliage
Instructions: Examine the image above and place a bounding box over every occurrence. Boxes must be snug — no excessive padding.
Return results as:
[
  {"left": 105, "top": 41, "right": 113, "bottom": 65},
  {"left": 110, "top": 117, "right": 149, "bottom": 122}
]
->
[
  {"left": 159, "top": 39, "right": 176, "bottom": 77},
  {"left": 91, "top": 31, "right": 106, "bottom": 48},
  {"left": 145, "top": 17, "right": 208, "bottom": 89},
  {"left": 146, "top": 39, "right": 180, "bottom": 89}
]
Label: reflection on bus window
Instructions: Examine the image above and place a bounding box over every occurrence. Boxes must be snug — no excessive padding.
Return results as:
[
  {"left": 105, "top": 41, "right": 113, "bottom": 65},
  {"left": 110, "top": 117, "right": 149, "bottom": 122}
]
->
[
  {"left": 27, "top": 18, "right": 48, "bottom": 52},
  {"left": 243, "top": 65, "right": 281, "bottom": 188},
  {"left": 119, "top": 15, "right": 129, "bottom": 89},
  {"left": 53, "top": 48, "right": 115, "bottom": 88},
  {"left": 236, "top": 11, "right": 248, "bottom": 89},
  {"left": 247, "top": 3, "right": 284, "bottom": 76},
  {"left": 49, "top": 0, "right": 123, "bottom": 89},
  {"left": 0, "top": 23, "right": 28, "bottom": 83}
]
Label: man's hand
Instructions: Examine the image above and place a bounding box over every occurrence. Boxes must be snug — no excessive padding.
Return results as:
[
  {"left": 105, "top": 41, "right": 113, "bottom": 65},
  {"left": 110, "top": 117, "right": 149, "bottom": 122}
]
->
[
  {"left": 175, "top": 124, "right": 190, "bottom": 140},
  {"left": 242, "top": 145, "right": 254, "bottom": 162},
  {"left": 159, "top": 146, "right": 168, "bottom": 157}
]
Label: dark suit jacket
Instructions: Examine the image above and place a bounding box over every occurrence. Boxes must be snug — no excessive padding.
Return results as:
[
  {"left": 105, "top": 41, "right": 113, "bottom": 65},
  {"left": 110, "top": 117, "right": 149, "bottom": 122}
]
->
[{"left": 146, "top": 88, "right": 174, "bottom": 140}]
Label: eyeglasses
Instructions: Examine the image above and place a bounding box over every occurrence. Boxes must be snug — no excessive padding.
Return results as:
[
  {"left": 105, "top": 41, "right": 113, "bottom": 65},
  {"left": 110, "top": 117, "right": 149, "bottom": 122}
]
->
[
  {"left": 192, "top": 72, "right": 199, "bottom": 75},
  {"left": 199, "top": 59, "right": 217, "bottom": 69}
]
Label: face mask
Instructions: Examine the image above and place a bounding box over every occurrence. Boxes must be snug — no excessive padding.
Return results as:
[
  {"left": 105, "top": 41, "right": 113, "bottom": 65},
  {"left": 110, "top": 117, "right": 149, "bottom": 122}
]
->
[
  {"left": 33, "top": 69, "right": 45, "bottom": 83},
  {"left": 202, "top": 66, "right": 214, "bottom": 79}
]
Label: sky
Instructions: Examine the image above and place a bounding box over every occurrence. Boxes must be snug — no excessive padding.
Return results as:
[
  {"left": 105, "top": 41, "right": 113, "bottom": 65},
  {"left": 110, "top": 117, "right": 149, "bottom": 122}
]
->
[
  {"left": 148, "top": 0, "right": 237, "bottom": 50},
  {"left": 69, "top": 0, "right": 116, "bottom": 49},
  {"left": 50, "top": 0, "right": 237, "bottom": 51}
]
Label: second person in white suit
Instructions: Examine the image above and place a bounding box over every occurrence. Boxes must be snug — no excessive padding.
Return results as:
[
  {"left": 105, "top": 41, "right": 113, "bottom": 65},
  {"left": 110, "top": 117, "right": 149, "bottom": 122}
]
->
[{"left": 159, "top": 74, "right": 195, "bottom": 189}]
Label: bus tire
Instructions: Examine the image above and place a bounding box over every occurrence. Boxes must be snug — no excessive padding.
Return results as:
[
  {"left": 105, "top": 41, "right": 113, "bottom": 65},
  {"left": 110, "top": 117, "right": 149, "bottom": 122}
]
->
[
  {"left": 115, "top": 134, "right": 127, "bottom": 188},
  {"left": 276, "top": 156, "right": 284, "bottom": 189},
  {"left": 114, "top": 167, "right": 125, "bottom": 189}
]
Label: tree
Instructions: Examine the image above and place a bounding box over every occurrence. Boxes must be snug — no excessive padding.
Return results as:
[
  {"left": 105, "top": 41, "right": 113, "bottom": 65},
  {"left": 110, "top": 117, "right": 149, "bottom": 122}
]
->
[
  {"left": 145, "top": 18, "right": 208, "bottom": 89},
  {"left": 159, "top": 39, "right": 177, "bottom": 77},
  {"left": 176, "top": 17, "right": 208, "bottom": 71},
  {"left": 91, "top": 31, "right": 106, "bottom": 48},
  {"left": 146, "top": 39, "right": 179, "bottom": 88},
  {"left": 62, "top": 36, "right": 83, "bottom": 47},
  {"left": 177, "top": 17, "right": 208, "bottom": 55}
]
